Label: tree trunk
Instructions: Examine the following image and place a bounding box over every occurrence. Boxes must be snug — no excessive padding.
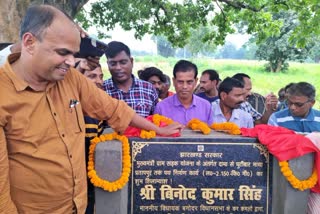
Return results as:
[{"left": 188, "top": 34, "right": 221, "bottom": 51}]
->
[
  {"left": 275, "top": 59, "right": 283, "bottom": 73},
  {"left": 0, "top": 0, "right": 89, "bottom": 43}
]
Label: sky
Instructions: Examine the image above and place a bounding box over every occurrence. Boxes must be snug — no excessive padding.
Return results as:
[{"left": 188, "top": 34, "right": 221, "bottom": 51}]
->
[{"left": 87, "top": 25, "right": 250, "bottom": 54}]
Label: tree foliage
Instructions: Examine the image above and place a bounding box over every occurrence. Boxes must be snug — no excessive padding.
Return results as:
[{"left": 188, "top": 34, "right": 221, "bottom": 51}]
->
[
  {"left": 151, "top": 35, "right": 176, "bottom": 57},
  {"left": 255, "top": 11, "right": 311, "bottom": 72},
  {"left": 77, "top": 0, "right": 320, "bottom": 48},
  {"left": 185, "top": 26, "right": 217, "bottom": 56}
]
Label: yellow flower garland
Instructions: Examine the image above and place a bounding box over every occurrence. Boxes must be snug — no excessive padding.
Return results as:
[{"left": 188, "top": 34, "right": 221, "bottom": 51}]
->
[
  {"left": 140, "top": 129, "right": 156, "bottom": 139},
  {"left": 279, "top": 161, "right": 318, "bottom": 191},
  {"left": 187, "top": 118, "right": 211, "bottom": 135},
  {"left": 87, "top": 132, "right": 131, "bottom": 192},
  {"left": 139, "top": 114, "right": 174, "bottom": 139},
  {"left": 152, "top": 114, "right": 174, "bottom": 126},
  {"left": 210, "top": 122, "right": 241, "bottom": 135}
]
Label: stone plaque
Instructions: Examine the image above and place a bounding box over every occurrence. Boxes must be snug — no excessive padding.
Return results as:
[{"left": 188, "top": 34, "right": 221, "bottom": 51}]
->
[{"left": 128, "top": 139, "right": 272, "bottom": 214}]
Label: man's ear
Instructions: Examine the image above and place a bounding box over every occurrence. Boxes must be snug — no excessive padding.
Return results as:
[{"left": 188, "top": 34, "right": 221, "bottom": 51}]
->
[
  {"left": 310, "top": 100, "right": 316, "bottom": 107},
  {"left": 22, "top": 33, "right": 36, "bottom": 54},
  {"left": 220, "top": 91, "right": 227, "bottom": 101}
]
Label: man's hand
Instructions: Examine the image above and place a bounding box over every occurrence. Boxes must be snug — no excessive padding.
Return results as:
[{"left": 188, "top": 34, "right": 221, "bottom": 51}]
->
[
  {"left": 265, "top": 93, "right": 278, "bottom": 112},
  {"left": 75, "top": 57, "right": 100, "bottom": 73},
  {"left": 156, "top": 122, "right": 184, "bottom": 136},
  {"left": 76, "top": 23, "right": 89, "bottom": 38}
]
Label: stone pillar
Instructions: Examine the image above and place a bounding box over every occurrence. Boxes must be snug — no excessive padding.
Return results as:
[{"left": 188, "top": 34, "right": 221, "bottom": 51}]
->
[
  {"left": 272, "top": 154, "right": 314, "bottom": 214},
  {"left": 94, "top": 140, "right": 128, "bottom": 214}
]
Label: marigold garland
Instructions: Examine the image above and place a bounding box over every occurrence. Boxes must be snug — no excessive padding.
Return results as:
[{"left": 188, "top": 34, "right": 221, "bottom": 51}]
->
[
  {"left": 152, "top": 114, "right": 174, "bottom": 126},
  {"left": 187, "top": 119, "right": 211, "bottom": 135},
  {"left": 139, "top": 130, "right": 156, "bottom": 139},
  {"left": 210, "top": 122, "right": 241, "bottom": 135},
  {"left": 139, "top": 114, "right": 174, "bottom": 139},
  {"left": 279, "top": 161, "right": 318, "bottom": 191},
  {"left": 87, "top": 132, "right": 131, "bottom": 192}
]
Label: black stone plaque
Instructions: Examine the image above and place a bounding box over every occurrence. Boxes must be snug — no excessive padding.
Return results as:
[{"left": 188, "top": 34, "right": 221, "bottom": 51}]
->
[{"left": 128, "top": 138, "right": 272, "bottom": 214}]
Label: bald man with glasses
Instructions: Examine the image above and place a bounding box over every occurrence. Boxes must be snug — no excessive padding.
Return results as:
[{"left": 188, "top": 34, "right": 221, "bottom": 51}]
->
[{"left": 268, "top": 82, "right": 320, "bottom": 134}]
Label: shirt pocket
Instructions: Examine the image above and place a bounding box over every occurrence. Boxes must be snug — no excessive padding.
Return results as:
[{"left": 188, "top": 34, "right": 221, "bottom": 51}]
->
[{"left": 67, "top": 104, "right": 84, "bottom": 133}]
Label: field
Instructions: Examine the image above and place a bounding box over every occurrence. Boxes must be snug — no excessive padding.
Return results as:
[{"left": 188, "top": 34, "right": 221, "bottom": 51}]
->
[{"left": 101, "top": 56, "right": 320, "bottom": 109}]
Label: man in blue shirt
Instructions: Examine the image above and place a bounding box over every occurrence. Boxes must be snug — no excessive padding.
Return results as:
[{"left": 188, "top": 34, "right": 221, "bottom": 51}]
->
[
  {"left": 268, "top": 82, "right": 320, "bottom": 134},
  {"left": 268, "top": 82, "right": 320, "bottom": 213},
  {"left": 196, "top": 69, "right": 220, "bottom": 103},
  {"left": 104, "top": 41, "right": 158, "bottom": 117}
]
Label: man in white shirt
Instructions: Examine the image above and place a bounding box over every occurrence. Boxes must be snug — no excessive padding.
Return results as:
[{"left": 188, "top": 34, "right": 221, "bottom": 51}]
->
[{"left": 212, "top": 77, "right": 254, "bottom": 128}]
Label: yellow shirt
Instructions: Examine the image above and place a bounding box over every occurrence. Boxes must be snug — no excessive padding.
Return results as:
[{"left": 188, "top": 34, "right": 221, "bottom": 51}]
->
[{"left": 0, "top": 54, "right": 135, "bottom": 213}]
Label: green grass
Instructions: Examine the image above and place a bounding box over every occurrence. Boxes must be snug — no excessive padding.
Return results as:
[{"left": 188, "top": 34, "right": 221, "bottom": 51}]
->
[{"left": 101, "top": 56, "right": 320, "bottom": 109}]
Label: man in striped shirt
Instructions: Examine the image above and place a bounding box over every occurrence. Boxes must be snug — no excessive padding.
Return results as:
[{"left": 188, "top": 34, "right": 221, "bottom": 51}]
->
[
  {"left": 268, "top": 82, "right": 320, "bottom": 134},
  {"left": 268, "top": 82, "right": 320, "bottom": 213}
]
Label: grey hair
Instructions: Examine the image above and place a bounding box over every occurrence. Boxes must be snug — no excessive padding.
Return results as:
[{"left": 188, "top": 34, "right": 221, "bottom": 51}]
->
[
  {"left": 287, "top": 82, "right": 316, "bottom": 101},
  {"left": 20, "top": 4, "right": 74, "bottom": 41}
]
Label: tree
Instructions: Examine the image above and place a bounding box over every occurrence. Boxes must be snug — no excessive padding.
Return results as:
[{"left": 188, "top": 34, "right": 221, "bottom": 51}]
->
[
  {"left": 242, "top": 41, "right": 258, "bottom": 60},
  {"left": 151, "top": 35, "right": 176, "bottom": 57},
  {"left": 219, "top": 42, "right": 237, "bottom": 59},
  {"left": 185, "top": 26, "right": 217, "bottom": 57},
  {"left": 255, "top": 11, "right": 310, "bottom": 72},
  {"left": 0, "top": 0, "right": 88, "bottom": 42},
  {"left": 308, "top": 41, "right": 320, "bottom": 63},
  {"left": 79, "top": 0, "right": 320, "bottom": 48}
]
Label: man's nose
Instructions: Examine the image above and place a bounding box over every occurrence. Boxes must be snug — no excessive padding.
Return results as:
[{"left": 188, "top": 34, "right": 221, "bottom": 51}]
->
[
  {"left": 96, "top": 77, "right": 103, "bottom": 85},
  {"left": 114, "top": 62, "right": 122, "bottom": 70},
  {"left": 65, "top": 55, "right": 76, "bottom": 67}
]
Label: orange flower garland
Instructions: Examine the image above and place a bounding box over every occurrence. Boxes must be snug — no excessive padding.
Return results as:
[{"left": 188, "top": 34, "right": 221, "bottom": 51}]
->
[
  {"left": 279, "top": 161, "right": 318, "bottom": 191},
  {"left": 87, "top": 132, "right": 131, "bottom": 192},
  {"left": 187, "top": 118, "right": 211, "bottom": 134},
  {"left": 139, "top": 114, "right": 174, "bottom": 139},
  {"left": 152, "top": 114, "right": 174, "bottom": 126},
  {"left": 210, "top": 122, "right": 241, "bottom": 135},
  {"left": 139, "top": 130, "right": 156, "bottom": 139}
]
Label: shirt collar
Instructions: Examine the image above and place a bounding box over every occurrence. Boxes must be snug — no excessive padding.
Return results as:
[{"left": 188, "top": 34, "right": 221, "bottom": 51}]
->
[
  {"left": 173, "top": 94, "right": 197, "bottom": 107},
  {"left": 213, "top": 100, "right": 224, "bottom": 116},
  {"left": 4, "top": 53, "right": 29, "bottom": 92},
  {"left": 5, "top": 53, "right": 57, "bottom": 92},
  {"left": 213, "top": 99, "right": 240, "bottom": 119},
  {"left": 109, "top": 74, "right": 136, "bottom": 90},
  {"left": 289, "top": 108, "right": 315, "bottom": 120}
]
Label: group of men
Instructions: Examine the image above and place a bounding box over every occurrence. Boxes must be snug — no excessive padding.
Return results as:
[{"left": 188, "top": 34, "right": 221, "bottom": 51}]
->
[
  {"left": 0, "top": 4, "right": 183, "bottom": 214},
  {"left": 1, "top": 3, "right": 320, "bottom": 214}
]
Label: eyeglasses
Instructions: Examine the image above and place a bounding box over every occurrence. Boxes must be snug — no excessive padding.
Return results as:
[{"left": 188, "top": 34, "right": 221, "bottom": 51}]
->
[{"left": 287, "top": 100, "right": 311, "bottom": 108}]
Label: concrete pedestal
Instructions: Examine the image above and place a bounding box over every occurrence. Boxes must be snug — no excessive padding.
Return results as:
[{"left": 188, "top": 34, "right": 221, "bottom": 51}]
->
[{"left": 94, "top": 129, "right": 314, "bottom": 214}]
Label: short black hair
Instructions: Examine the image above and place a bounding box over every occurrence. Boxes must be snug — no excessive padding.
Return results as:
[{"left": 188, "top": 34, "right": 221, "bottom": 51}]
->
[
  {"left": 105, "top": 41, "right": 131, "bottom": 58},
  {"left": 173, "top": 60, "right": 198, "bottom": 79},
  {"left": 232, "top": 73, "right": 251, "bottom": 84},
  {"left": 202, "top": 69, "right": 219, "bottom": 81},
  {"left": 218, "top": 77, "right": 244, "bottom": 99},
  {"left": 163, "top": 74, "right": 171, "bottom": 86},
  {"left": 138, "top": 67, "right": 166, "bottom": 83}
]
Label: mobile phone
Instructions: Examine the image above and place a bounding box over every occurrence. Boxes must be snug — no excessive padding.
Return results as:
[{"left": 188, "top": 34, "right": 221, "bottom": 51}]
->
[{"left": 75, "top": 37, "right": 108, "bottom": 58}]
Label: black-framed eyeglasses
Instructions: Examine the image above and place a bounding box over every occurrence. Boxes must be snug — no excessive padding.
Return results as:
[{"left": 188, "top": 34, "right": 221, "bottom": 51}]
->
[{"left": 287, "top": 99, "right": 311, "bottom": 108}]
